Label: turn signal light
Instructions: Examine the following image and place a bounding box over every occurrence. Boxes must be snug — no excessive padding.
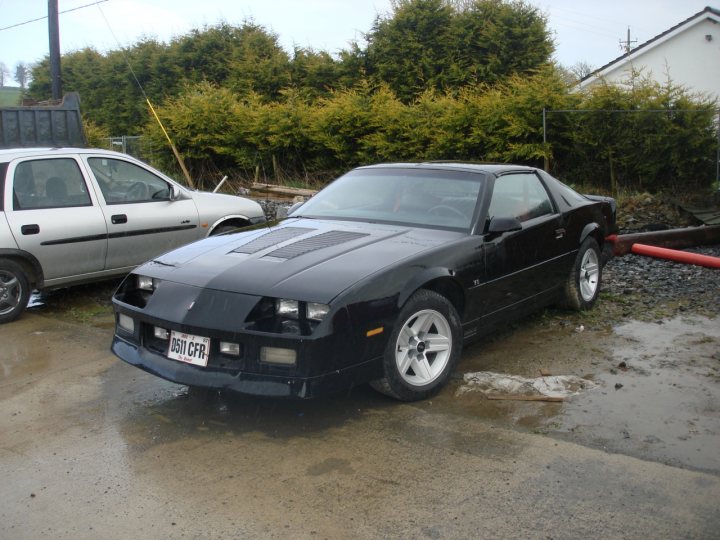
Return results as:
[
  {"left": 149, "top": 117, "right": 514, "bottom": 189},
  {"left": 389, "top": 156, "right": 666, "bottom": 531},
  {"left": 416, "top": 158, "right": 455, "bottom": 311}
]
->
[{"left": 118, "top": 313, "right": 135, "bottom": 333}]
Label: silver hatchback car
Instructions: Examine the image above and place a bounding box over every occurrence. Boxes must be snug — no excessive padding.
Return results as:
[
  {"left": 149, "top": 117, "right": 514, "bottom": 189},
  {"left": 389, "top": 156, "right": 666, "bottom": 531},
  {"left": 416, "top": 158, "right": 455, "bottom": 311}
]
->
[{"left": 0, "top": 147, "right": 265, "bottom": 323}]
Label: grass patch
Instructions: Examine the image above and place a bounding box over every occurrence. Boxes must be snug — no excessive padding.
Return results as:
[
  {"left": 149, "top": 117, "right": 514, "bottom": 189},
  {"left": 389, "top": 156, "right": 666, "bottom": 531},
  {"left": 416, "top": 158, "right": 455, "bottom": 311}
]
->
[{"left": 0, "top": 87, "right": 22, "bottom": 106}]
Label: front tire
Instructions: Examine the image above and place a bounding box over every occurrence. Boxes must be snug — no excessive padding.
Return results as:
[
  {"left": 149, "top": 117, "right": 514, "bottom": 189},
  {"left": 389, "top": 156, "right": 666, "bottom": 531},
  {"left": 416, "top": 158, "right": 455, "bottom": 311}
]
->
[
  {"left": 562, "top": 237, "right": 601, "bottom": 310},
  {"left": 370, "top": 290, "right": 462, "bottom": 401},
  {"left": 0, "top": 259, "right": 31, "bottom": 324}
]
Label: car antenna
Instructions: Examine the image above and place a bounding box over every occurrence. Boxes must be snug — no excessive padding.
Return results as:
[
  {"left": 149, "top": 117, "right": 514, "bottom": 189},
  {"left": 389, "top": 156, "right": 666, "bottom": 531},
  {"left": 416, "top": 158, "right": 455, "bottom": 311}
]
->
[
  {"left": 94, "top": 2, "right": 194, "bottom": 188},
  {"left": 257, "top": 158, "right": 272, "bottom": 229}
]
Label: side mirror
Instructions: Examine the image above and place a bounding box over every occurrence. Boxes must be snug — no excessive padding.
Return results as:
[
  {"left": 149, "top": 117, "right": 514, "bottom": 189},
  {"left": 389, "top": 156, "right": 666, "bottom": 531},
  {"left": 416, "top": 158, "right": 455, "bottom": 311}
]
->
[
  {"left": 488, "top": 216, "right": 522, "bottom": 234},
  {"left": 169, "top": 185, "right": 182, "bottom": 201},
  {"left": 287, "top": 201, "right": 305, "bottom": 215}
]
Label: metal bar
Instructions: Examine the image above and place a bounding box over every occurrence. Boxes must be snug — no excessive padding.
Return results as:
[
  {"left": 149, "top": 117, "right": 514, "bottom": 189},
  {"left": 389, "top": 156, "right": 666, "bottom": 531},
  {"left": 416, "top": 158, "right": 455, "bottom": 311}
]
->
[{"left": 608, "top": 225, "right": 720, "bottom": 256}]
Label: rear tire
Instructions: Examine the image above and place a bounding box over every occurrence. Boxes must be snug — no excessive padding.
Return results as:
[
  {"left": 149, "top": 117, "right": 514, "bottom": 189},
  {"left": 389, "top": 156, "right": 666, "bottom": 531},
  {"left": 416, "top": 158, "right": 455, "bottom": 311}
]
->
[
  {"left": 562, "top": 237, "right": 601, "bottom": 311},
  {"left": 0, "top": 259, "right": 31, "bottom": 324},
  {"left": 370, "top": 290, "right": 462, "bottom": 401}
]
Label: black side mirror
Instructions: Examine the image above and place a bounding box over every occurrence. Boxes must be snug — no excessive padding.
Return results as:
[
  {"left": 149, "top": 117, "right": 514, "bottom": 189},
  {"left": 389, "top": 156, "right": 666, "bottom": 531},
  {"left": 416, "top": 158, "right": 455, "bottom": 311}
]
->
[{"left": 487, "top": 216, "right": 522, "bottom": 234}]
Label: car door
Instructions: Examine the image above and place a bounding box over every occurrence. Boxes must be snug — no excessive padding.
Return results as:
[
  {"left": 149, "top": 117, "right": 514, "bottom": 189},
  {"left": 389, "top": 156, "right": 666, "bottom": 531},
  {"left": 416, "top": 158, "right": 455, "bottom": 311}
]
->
[
  {"left": 474, "top": 172, "right": 565, "bottom": 319},
  {"left": 82, "top": 155, "right": 201, "bottom": 270},
  {"left": 4, "top": 156, "right": 108, "bottom": 283}
]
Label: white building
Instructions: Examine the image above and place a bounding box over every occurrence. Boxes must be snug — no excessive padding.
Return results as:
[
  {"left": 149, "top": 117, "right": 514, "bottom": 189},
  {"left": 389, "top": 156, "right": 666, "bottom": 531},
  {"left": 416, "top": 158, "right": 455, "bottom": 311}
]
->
[{"left": 579, "top": 6, "right": 720, "bottom": 101}]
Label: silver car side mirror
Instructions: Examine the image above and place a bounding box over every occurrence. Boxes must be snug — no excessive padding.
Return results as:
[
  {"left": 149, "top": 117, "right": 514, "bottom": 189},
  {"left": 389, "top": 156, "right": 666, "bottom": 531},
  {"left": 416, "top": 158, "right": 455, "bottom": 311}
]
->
[{"left": 287, "top": 201, "right": 304, "bottom": 215}]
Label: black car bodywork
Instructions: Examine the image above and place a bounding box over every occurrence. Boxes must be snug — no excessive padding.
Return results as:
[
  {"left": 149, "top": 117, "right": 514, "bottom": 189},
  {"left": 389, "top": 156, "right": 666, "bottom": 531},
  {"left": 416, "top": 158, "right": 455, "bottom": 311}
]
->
[{"left": 111, "top": 163, "right": 616, "bottom": 400}]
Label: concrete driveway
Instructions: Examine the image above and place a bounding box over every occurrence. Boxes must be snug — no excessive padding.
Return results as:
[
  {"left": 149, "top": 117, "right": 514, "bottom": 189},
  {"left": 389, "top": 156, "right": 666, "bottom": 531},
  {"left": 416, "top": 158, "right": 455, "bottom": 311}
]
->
[{"left": 1, "top": 289, "right": 719, "bottom": 539}]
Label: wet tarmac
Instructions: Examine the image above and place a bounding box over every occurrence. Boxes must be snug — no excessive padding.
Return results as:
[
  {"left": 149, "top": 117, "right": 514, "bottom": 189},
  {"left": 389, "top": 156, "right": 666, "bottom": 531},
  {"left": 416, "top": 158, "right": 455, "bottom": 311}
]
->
[{"left": 1, "top": 283, "right": 719, "bottom": 538}]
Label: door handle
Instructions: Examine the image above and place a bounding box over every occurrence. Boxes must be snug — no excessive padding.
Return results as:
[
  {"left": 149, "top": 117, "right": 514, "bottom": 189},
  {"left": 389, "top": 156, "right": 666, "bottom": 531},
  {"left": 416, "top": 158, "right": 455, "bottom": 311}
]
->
[
  {"left": 21, "top": 224, "right": 40, "bottom": 235},
  {"left": 555, "top": 228, "right": 566, "bottom": 239},
  {"left": 111, "top": 214, "right": 128, "bottom": 224}
]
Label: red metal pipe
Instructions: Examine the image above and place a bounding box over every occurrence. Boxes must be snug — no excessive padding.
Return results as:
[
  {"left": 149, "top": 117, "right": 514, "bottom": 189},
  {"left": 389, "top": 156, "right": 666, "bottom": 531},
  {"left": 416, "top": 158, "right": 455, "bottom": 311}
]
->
[{"left": 631, "top": 243, "right": 720, "bottom": 269}]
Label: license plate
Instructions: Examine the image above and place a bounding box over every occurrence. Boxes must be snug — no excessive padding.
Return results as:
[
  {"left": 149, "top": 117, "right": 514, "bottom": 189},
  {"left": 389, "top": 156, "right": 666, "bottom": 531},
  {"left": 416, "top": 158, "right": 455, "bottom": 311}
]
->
[{"left": 168, "top": 331, "right": 210, "bottom": 367}]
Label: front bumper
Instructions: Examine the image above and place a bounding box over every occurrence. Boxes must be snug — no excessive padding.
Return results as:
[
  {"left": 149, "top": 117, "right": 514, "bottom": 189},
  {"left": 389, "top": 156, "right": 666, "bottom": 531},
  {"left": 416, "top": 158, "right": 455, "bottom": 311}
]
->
[
  {"left": 112, "top": 334, "right": 379, "bottom": 398},
  {"left": 110, "top": 274, "right": 393, "bottom": 398}
]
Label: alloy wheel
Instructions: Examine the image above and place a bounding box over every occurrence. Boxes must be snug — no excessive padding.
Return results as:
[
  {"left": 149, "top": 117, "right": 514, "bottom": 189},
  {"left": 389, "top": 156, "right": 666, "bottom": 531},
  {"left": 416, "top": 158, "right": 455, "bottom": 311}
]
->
[{"left": 394, "top": 309, "right": 453, "bottom": 386}]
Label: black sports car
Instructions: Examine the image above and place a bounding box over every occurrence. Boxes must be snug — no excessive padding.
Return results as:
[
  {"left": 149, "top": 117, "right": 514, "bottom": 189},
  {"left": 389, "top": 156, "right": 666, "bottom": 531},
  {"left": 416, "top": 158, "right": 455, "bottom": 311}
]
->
[{"left": 111, "top": 163, "right": 616, "bottom": 401}]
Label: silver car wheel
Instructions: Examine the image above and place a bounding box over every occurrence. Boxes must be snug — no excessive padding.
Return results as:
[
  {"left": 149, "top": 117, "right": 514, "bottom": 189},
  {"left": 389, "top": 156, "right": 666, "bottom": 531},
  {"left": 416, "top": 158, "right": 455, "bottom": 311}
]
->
[
  {"left": 395, "top": 309, "right": 452, "bottom": 386},
  {"left": 579, "top": 248, "right": 600, "bottom": 302},
  {"left": 0, "top": 270, "right": 22, "bottom": 316}
]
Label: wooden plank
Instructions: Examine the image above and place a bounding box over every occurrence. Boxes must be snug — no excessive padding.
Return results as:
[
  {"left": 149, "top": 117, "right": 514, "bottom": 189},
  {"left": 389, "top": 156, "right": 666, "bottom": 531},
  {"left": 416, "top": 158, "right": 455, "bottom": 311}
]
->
[{"left": 250, "top": 182, "right": 317, "bottom": 197}]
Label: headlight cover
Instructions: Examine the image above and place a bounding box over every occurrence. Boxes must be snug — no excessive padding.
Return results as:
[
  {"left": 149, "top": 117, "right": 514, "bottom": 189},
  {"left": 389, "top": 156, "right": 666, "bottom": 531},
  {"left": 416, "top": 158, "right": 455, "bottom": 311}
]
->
[
  {"left": 114, "top": 274, "right": 161, "bottom": 309},
  {"left": 246, "top": 298, "right": 331, "bottom": 335}
]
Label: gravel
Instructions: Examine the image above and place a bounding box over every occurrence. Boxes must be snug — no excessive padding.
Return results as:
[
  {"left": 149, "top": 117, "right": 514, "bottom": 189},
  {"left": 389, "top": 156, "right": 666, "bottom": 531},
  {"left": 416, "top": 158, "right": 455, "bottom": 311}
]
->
[
  {"left": 256, "top": 199, "right": 296, "bottom": 222},
  {"left": 601, "top": 244, "right": 720, "bottom": 317}
]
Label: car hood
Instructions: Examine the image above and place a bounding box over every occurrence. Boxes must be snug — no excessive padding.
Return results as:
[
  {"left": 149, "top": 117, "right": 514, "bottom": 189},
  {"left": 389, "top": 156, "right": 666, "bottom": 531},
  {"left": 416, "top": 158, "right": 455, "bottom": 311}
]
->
[
  {"left": 188, "top": 190, "right": 264, "bottom": 220},
  {"left": 140, "top": 218, "right": 464, "bottom": 303}
]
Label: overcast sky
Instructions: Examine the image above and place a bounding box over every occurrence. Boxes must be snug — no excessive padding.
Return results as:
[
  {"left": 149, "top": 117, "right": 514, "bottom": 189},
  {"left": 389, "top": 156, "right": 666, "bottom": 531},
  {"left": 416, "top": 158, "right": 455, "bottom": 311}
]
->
[{"left": 0, "top": 0, "right": 715, "bottom": 85}]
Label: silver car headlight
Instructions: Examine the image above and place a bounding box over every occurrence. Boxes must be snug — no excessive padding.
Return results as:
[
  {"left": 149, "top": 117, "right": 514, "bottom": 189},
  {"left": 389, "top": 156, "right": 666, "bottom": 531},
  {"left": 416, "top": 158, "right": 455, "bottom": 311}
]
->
[
  {"left": 114, "top": 274, "right": 161, "bottom": 309},
  {"left": 246, "top": 298, "right": 331, "bottom": 336},
  {"left": 306, "top": 302, "right": 330, "bottom": 322},
  {"left": 276, "top": 299, "right": 300, "bottom": 319},
  {"left": 137, "top": 275, "right": 160, "bottom": 291},
  {"left": 275, "top": 299, "right": 330, "bottom": 322}
]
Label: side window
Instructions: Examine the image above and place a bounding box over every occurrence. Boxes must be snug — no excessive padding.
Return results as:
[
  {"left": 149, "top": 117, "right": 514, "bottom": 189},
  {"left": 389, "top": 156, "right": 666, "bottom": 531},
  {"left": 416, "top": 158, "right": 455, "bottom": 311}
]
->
[
  {"left": 88, "top": 157, "right": 172, "bottom": 204},
  {"left": 13, "top": 158, "right": 92, "bottom": 210},
  {"left": 0, "top": 162, "right": 7, "bottom": 212},
  {"left": 487, "top": 173, "right": 554, "bottom": 223}
]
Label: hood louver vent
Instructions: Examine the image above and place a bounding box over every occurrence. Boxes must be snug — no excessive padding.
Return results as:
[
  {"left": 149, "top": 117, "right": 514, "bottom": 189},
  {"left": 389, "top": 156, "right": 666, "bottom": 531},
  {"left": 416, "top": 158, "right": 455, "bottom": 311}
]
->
[
  {"left": 232, "top": 227, "right": 315, "bottom": 254},
  {"left": 265, "top": 231, "right": 369, "bottom": 260}
]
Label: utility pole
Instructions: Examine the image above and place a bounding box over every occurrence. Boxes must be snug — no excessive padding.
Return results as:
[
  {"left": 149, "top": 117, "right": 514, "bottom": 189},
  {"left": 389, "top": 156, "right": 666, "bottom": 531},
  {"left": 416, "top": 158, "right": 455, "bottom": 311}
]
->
[
  {"left": 619, "top": 27, "right": 638, "bottom": 54},
  {"left": 48, "top": 0, "right": 62, "bottom": 100}
]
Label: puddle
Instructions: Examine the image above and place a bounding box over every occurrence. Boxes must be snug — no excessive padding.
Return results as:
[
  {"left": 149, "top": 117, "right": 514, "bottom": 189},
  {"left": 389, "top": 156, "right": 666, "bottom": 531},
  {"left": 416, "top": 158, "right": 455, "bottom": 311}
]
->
[
  {"left": 543, "top": 316, "right": 720, "bottom": 472},
  {"left": 445, "top": 314, "right": 720, "bottom": 473}
]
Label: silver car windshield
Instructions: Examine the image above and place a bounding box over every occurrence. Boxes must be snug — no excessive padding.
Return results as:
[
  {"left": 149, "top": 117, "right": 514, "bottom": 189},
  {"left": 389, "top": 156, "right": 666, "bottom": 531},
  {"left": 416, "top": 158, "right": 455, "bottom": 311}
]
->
[{"left": 292, "top": 168, "right": 484, "bottom": 231}]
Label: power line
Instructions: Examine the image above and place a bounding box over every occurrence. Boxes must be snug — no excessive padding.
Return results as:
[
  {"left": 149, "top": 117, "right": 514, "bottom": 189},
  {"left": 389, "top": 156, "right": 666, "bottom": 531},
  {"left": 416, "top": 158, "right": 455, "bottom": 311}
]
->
[
  {"left": 92, "top": 0, "right": 193, "bottom": 186},
  {"left": 0, "top": 0, "right": 109, "bottom": 32}
]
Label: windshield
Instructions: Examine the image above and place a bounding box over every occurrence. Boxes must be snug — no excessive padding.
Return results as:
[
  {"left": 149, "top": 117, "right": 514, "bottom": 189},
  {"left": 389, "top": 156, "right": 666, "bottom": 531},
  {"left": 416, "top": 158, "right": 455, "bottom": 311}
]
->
[{"left": 292, "top": 168, "right": 484, "bottom": 230}]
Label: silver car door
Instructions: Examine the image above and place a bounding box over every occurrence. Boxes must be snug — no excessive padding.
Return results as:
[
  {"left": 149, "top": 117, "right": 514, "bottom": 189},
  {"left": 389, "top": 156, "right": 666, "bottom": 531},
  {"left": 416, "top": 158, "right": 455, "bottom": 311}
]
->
[
  {"left": 83, "top": 155, "right": 200, "bottom": 270},
  {"left": 4, "top": 156, "right": 108, "bottom": 283}
]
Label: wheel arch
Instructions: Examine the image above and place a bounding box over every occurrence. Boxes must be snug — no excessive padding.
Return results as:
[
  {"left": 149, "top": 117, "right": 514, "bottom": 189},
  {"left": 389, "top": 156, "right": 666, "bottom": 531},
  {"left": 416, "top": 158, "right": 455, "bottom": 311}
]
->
[
  {"left": 207, "top": 215, "right": 252, "bottom": 236},
  {"left": 398, "top": 268, "right": 466, "bottom": 318},
  {"left": 580, "top": 223, "right": 603, "bottom": 246},
  {"left": 0, "top": 249, "right": 43, "bottom": 288}
]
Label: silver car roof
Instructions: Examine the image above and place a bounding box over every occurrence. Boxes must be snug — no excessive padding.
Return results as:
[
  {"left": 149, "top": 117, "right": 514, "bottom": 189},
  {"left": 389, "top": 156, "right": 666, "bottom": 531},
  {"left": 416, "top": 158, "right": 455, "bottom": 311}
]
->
[{"left": 0, "top": 147, "right": 131, "bottom": 162}]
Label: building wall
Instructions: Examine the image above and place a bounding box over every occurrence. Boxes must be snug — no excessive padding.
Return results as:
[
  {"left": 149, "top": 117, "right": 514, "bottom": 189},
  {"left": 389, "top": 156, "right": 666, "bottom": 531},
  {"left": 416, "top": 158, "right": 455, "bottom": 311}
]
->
[{"left": 582, "top": 18, "right": 720, "bottom": 101}]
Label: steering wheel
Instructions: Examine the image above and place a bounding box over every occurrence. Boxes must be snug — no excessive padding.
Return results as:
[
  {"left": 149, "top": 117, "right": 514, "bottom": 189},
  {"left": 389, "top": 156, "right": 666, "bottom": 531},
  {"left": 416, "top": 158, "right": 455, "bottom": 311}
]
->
[
  {"left": 125, "top": 182, "right": 148, "bottom": 201},
  {"left": 428, "top": 204, "right": 466, "bottom": 219}
]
